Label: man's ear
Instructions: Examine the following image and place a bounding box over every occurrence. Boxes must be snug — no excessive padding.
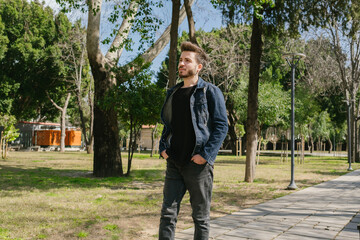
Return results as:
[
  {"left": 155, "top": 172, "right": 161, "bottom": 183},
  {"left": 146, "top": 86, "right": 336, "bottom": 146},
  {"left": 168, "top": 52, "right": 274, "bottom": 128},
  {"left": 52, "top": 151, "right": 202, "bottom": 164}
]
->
[{"left": 197, "top": 63, "right": 203, "bottom": 73}]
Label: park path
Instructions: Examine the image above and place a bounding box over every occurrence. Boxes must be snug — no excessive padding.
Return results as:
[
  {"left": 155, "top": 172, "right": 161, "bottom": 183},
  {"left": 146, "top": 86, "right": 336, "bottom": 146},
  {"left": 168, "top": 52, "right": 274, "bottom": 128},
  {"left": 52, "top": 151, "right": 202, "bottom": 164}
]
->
[{"left": 175, "top": 169, "right": 360, "bottom": 240}]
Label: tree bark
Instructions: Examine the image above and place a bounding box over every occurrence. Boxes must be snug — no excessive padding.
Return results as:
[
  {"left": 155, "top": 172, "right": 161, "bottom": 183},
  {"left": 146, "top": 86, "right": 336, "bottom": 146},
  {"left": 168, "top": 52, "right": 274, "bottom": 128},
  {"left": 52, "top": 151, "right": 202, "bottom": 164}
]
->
[
  {"left": 245, "top": 15, "right": 262, "bottom": 183},
  {"left": 168, "top": 0, "right": 181, "bottom": 88}
]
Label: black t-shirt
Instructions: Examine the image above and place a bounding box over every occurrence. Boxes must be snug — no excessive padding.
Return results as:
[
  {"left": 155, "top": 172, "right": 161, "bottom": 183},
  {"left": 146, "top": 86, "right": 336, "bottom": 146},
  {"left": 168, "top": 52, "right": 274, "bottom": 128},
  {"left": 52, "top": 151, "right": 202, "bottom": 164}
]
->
[{"left": 168, "top": 85, "right": 197, "bottom": 167}]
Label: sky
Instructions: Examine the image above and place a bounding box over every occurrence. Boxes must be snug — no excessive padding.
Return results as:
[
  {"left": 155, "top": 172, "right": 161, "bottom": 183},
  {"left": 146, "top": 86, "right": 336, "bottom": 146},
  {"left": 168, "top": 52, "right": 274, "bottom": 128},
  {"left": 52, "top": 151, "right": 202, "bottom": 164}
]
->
[{"left": 41, "top": 0, "right": 225, "bottom": 76}]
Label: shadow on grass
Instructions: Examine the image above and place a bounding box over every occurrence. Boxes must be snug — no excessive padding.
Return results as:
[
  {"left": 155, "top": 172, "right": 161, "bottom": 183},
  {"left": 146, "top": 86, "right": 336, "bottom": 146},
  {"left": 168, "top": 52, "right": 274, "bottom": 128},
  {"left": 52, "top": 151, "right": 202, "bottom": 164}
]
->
[
  {"left": 311, "top": 170, "right": 348, "bottom": 176},
  {"left": 216, "top": 159, "right": 246, "bottom": 165},
  {"left": 0, "top": 165, "right": 164, "bottom": 191}
]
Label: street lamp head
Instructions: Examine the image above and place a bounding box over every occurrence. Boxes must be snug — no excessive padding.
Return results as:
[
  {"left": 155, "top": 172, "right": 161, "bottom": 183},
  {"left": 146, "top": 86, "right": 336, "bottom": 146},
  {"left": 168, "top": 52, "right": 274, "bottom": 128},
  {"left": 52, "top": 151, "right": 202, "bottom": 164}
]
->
[
  {"left": 282, "top": 53, "right": 306, "bottom": 67},
  {"left": 282, "top": 53, "right": 306, "bottom": 59}
]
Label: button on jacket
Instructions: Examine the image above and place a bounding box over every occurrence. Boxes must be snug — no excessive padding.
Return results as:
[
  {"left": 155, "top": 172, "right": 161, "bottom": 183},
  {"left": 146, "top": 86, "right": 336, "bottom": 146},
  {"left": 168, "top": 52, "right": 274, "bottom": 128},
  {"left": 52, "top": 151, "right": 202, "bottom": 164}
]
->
[{"left": 159, "top": 77, "right": 228, "bottom": 166}]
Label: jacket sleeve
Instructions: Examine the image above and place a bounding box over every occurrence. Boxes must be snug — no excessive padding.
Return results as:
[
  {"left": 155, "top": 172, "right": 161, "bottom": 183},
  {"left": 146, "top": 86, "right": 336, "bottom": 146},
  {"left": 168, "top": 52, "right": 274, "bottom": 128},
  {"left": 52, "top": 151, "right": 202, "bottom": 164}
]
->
[
  {"left": 199, "top": 86, "right": 228, "bottom": 165},
  {"left": 158, "top": 124, "right": 168, "bottom": 155}
]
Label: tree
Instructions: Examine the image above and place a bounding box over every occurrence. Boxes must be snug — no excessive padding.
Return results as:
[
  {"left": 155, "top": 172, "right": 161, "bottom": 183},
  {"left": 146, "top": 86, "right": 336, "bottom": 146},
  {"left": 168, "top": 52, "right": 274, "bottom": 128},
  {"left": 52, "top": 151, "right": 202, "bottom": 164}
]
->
[
  {"left": 151, "top": 123, "right": 163, "bottom": 157},
  {"left": 323, "top": 2, "right": 360, "bottom": 162},
  {"left": 183, "top": 25, "right": 248, "bottom": 155},
  {"left": 312, "top": 111, "right": 333, "bottom": 152},
  {"left": 104, "top": 61, "right": 165, "bottom": 175},
  {"left": 211, "top": 0, "right": 349, "bottom": 182},
  {"left": 59, "top": 20, "right": 94, "bottom": 154},
  {"left": 0, "top": 15, "right": 7, "bottom": 60},
  {"left": 0, "top": 0, "right": 70, "bottom": 120},
  {"left": 0, "top": 115, "right": 20, "bottom": 159},
  {"left": 57, "top": 0, "right": 195, "bottom": 177}
]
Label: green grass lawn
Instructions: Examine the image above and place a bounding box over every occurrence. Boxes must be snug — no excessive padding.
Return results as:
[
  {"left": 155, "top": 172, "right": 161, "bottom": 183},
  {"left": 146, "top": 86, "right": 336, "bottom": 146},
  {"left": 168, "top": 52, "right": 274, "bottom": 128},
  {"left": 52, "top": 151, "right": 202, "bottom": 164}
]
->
[{"left": 0, "top": 151, "right": 358, "bottom": 240}]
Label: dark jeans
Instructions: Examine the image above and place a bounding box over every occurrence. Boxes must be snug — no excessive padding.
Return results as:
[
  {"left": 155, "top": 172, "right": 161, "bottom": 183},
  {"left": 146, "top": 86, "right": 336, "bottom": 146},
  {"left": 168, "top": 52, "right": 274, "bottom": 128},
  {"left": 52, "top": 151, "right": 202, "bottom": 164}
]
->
[{"left": 159, "top": 159, "right": 214, "bottom": 240}]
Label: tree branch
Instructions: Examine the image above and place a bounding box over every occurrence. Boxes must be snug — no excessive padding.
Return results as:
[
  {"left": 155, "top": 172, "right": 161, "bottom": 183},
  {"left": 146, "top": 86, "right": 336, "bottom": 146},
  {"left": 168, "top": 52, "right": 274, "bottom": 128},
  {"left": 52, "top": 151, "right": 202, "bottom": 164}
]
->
[
  {"left": 87, "top": 0, "right": 105, "bottom": 66},
  {"left": 46, "top": 91, "right": 63, "bottom": 112},
  {"left": 105, "top": 1, "right": 139, "bottom": 64},
  {"left": 140, "top": 0, "right": 195, "bottom": 63}
]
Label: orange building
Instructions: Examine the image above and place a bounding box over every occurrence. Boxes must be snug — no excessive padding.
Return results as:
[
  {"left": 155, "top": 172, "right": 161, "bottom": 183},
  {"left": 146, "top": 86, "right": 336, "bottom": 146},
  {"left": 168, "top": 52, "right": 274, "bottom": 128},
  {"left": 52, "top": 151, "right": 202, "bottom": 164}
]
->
[{"left": 33, "top": 129, "right": 82, "bottom": 147}]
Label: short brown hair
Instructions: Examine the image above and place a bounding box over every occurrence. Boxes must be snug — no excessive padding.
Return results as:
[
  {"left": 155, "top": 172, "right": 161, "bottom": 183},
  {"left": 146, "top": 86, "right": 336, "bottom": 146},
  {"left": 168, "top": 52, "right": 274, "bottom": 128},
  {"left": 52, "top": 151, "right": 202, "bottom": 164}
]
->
[{"left": 180, "top": 41, "right": 208, "bottom": 66}]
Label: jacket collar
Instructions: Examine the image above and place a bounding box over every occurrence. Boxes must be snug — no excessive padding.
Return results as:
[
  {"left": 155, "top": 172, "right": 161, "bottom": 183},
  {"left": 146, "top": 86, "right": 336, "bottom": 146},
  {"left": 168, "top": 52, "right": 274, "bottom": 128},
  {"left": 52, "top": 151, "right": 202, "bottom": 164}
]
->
[{"left": 169, "top": 77, "right": 206, "bottom": 93}]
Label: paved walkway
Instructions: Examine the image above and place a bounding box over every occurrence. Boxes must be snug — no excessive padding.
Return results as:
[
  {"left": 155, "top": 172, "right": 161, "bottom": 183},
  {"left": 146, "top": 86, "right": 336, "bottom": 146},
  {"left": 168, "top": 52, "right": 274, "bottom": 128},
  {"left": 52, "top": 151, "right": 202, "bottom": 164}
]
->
[{"left": 175, "top": 170, "right": 360, "bottom": 240}]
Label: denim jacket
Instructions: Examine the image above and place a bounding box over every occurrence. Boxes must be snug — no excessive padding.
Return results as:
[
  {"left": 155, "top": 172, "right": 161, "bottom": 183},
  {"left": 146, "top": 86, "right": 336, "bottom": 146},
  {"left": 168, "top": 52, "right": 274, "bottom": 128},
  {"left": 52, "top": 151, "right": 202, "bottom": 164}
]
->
[{"left": 159, "top": 77, "right": 228, "bottom": 165}]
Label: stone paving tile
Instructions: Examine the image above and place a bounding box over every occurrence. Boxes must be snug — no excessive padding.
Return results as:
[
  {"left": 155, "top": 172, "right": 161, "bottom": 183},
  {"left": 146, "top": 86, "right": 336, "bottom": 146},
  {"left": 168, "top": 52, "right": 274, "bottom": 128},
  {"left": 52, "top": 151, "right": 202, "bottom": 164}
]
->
[
  {"left": 335, "top": 229, "right": 359, "bottom": 240},
  {"left": 215, "top": 235, "right": 249, "bottom": 240},
  {"left": 343, "top": 221, "right": 359, "bottom": 231},
  {"left": 279, "top": 227, "right": 338, "bottom": 239},
  {"left": 208, "top": 226, "right": 232, "bottom": 238},
  {"left": 239, "top": 220, "right": 291, "bottom": 233},
  {"left": 174, "top": 232, "right": 192, "bottom": 240},
  {"left": 275, "top": 233, "right": 330, "bottom": 240},
  {"left": 223, "top": 227, "right": 280, "bottom": 240}
]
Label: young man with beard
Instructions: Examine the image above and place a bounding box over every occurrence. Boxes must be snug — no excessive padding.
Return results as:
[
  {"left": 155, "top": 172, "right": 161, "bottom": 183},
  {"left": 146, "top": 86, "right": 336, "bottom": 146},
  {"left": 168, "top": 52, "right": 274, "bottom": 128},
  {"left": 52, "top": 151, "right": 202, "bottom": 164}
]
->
[{"left": 158, "top": 41, "right": 228, "bottom": 240}]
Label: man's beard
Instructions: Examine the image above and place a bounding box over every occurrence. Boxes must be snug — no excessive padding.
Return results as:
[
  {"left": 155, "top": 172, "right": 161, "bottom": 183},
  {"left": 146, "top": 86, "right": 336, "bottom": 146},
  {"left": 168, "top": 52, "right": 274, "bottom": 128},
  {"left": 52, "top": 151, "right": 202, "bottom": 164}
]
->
[{"left": 179, "top": 67, "right": 197, "bottom": 78}]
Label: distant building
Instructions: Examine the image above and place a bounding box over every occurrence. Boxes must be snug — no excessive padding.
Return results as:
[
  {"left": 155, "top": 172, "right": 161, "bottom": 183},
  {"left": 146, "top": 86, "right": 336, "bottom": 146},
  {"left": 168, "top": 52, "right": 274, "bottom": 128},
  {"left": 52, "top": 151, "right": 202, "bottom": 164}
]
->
[
  {"left": 139, "top": 125, "right": 159, "bottom": 150},
  {"left": 13, "top": 121, "right": 81, "bottom": 149}
]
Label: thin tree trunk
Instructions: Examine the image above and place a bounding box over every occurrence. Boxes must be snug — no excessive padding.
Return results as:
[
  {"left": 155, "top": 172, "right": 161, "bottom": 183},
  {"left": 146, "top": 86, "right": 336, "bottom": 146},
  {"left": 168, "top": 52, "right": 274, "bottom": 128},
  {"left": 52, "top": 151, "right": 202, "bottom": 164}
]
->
[
  {"left": 0, "top": 131, "right": 2, "bottom": 158},
  {"left": 256, "top": 137, "right": 261, "bottom": 165},
  {"left": 150, "top": 123, "right": 158, "bottom": 157},
  {"left": 245, "top": 15, "right": 262, "bottom": 183},
  {"left": 351, "top": 102, "right": 356, "bottom": 162},
  {"left": 168, "top": 0, "right": 181, "bottom": 88},
  {"left": 87, "top": 81, "right": 94, "bottom": 154},
  {"left": 184, "top": 0, "right": 198, "bottom": 45},
  {"left": 328, "top": 137, "right": 332, "bottom": 154},
  {"left": 127, "top": 118, "right": 134, "bottom": 176},
  {"left": 47, "top": 92, "right": 71, "bottom": 152},
  {"left": 227, "top": 100, "right": 238, "bottom": 155}
]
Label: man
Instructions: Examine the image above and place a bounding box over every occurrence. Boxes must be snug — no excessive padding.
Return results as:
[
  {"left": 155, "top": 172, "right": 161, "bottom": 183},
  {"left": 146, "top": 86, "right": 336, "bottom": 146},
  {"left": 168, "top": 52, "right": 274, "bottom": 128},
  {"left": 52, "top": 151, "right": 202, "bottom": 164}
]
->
[{"left": 158, "top": 41, "right": 228, "bottom": 240}]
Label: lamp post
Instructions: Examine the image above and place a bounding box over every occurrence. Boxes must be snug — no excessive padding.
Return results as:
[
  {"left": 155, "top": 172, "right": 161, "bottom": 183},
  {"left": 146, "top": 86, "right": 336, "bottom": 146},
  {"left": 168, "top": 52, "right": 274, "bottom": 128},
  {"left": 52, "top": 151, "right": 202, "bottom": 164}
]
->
[{"left": 283, "top": 53, "right": 306, "bottom": 190}]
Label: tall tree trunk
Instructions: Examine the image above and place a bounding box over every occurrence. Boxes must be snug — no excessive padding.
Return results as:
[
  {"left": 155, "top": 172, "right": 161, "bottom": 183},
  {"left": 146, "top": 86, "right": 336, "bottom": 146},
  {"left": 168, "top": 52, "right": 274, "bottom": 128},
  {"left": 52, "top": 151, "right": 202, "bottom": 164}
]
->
[
  {"left": 168, "top": 0, "right": 181, "bottom": 88},
  {"left": 184, "top": 0, "right": 198, "bottom": 45},
  {"left": 87, "top": 0, "right": 123, "bottom": 177},
  {"left": 245, "top": 15, "right": 262, "bottom": 183},
  {"left": 92, "top": 69, "right": 123, "bottom": 176}
]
